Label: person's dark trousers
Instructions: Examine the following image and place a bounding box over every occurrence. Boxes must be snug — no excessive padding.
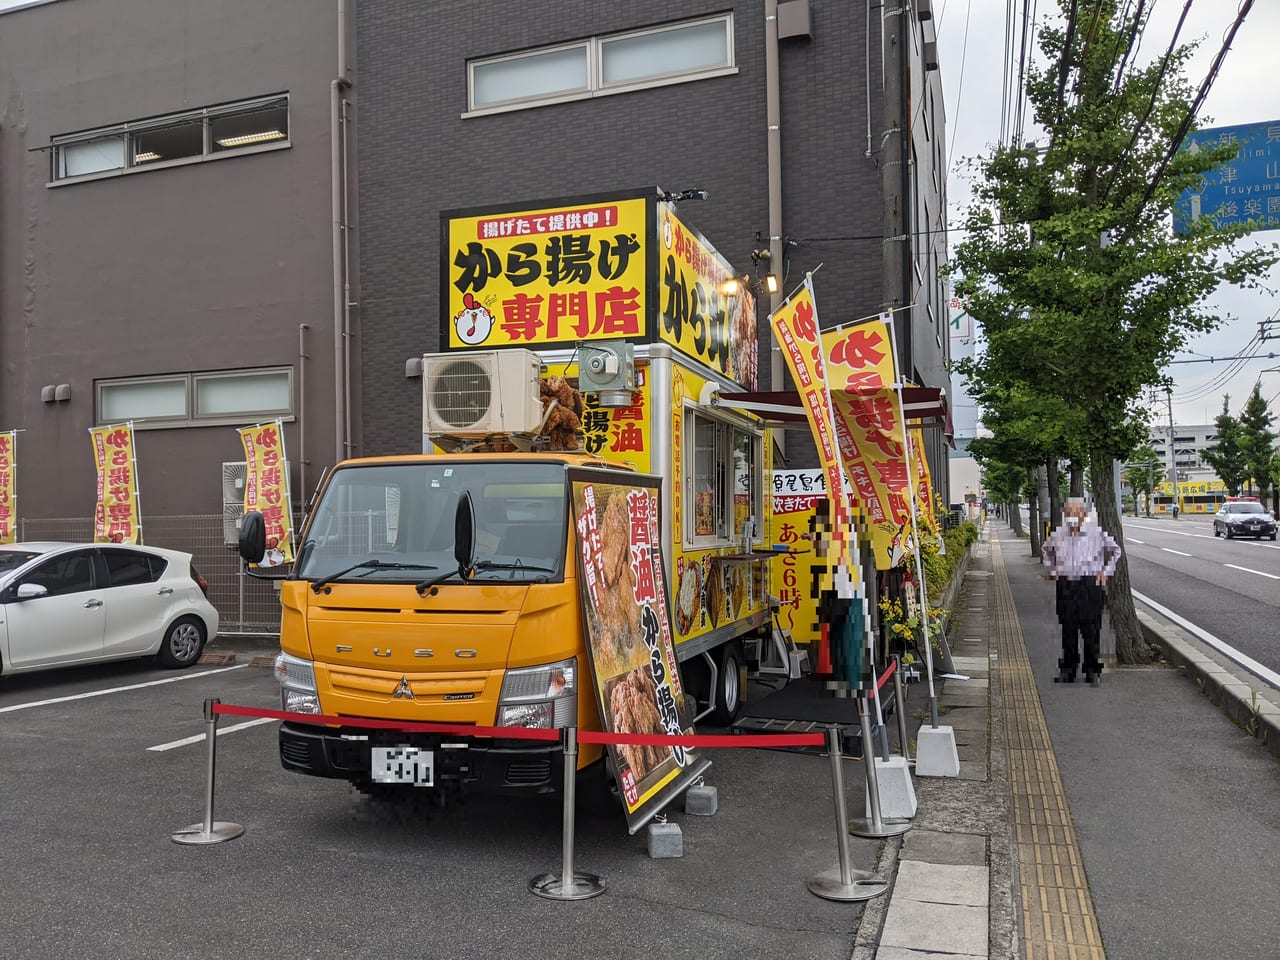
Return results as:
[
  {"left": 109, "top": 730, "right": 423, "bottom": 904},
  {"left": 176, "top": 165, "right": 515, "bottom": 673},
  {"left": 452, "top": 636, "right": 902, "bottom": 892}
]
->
[{"left": 1055, "top": 577, "right": 1104, "bottom": 681}]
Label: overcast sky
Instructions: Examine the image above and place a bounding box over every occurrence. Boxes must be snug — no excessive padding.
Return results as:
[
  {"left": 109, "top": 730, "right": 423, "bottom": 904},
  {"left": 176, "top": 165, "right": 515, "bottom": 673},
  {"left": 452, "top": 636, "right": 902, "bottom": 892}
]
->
[{"left": 935, "top": 0, "right": 1280, "bottom": 429}]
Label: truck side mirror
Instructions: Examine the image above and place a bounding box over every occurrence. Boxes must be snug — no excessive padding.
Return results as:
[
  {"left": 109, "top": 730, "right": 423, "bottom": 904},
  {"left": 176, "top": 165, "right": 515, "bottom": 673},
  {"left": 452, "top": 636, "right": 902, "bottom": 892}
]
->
[
  {"left": 454, "top": 491, "right": 475, "bottom": 574},
  {"left": 239, "top": 510, "right": 267, "bottom": 564}
]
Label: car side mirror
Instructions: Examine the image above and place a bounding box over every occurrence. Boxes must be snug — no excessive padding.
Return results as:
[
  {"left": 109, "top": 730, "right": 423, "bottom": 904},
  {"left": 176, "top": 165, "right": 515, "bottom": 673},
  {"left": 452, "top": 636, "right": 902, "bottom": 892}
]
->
[
  {"left": 239, "top": 511, "right": 266, "bottom": 564},
  {"left": 16, "top": 583, "right": 48, "bottom": 600},
  {"left": 454, "top": 491, "right": 475, "bottom": 575}
]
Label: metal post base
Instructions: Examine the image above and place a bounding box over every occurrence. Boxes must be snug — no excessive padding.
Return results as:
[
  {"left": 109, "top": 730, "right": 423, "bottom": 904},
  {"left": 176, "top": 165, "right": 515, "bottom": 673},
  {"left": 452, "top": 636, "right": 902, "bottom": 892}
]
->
[
  {"left": 528, "top": 871, "right": 607, "bottom": 901},
  {"left": 806, "top": 868, "right": 888, "bottom": 902},
  {"left": 171, "top": 821, "right": 245, "bottom": 845},
  {"left": 848, "top": 817, "right": 911, "bottom": 839}
]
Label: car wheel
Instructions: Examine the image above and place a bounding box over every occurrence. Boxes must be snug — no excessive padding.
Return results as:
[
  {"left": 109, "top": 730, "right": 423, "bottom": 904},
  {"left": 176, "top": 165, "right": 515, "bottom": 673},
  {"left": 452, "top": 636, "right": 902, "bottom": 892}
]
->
[
  {"left": 157, "top": 615, "right": 207, "bottom": 668},
  {"left": 708, "top": 643, "right": 744, "bottom": 726}
]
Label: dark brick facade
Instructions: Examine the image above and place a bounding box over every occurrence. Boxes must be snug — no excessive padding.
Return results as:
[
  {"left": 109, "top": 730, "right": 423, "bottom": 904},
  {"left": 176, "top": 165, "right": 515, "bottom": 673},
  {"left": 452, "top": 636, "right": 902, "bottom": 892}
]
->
[{"left": 354, "top": 0, "right": 948, "bottom": 488}]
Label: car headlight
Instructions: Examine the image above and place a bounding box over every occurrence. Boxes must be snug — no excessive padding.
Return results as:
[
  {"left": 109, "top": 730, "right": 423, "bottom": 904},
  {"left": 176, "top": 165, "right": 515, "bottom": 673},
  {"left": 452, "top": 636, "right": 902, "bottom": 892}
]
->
[
  {"left": 497, "top": 657, "right": 577, "bottom": 729},
  {"left": 274, "top": 652, "right": 321, "bottom": 714}
]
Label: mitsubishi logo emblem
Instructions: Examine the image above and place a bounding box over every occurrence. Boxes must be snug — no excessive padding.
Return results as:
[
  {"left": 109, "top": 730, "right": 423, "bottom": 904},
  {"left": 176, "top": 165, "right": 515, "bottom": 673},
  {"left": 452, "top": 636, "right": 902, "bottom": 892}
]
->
[{"left": 392, "top": 676, "right": 414, "bottom": 700}]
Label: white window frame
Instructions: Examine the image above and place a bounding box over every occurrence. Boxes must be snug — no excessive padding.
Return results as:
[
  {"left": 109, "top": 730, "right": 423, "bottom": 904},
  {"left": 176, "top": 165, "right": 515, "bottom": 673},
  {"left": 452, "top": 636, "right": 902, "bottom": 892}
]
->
[
  {"left": 96, "top": 366, "right": 294, "bottom": 429},
  {"left": 49, "top": 94, "right": 290, "bottom": 187},
  {"left": 465, "top": 14, "right": 736, "bottom": 118},
  {"left": 682, "top": 405, "right": 763, "bottom": 550}
]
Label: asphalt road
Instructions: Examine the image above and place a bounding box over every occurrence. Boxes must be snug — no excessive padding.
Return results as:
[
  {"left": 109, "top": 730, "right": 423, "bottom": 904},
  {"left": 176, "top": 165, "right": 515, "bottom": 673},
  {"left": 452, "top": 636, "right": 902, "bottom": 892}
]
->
[{"left": 0, "top": 644, "right": 882, "bottom": 960}]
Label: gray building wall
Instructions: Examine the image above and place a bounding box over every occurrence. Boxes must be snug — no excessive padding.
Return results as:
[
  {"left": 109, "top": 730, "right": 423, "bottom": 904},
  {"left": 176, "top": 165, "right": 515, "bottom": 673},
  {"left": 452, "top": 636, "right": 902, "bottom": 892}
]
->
[
  {"left": 0, "top": 0, "right": 341, "bottom": 520},
  {"left": 353, "top": 0, "right": 951, "bottom": 499}
]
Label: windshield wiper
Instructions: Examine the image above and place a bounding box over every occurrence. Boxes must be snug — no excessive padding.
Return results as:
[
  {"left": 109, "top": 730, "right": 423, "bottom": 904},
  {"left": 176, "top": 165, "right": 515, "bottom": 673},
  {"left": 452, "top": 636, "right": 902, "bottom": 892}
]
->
[
  {"left": 311, "top": 559, "right": 438, "bottom": 593},
  {"left": 473, "top": 559, "right": 557, "bottom": 576}
]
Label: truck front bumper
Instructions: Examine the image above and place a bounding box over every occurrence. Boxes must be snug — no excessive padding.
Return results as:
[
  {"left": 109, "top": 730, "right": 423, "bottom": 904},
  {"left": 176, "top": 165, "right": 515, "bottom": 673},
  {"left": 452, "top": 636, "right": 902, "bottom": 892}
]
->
[{"left": 278, "top": 721, "right": 564, "bottom": 796}]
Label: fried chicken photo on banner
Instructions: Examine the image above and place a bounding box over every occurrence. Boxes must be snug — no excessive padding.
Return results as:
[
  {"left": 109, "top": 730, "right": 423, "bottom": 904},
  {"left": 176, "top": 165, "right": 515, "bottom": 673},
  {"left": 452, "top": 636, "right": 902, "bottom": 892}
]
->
[
  {"left": 594, "top": 490, "right": 643, "bottom": 671},
  {"left": 608, "top": 667, "right": 667, "bottom": 782}
]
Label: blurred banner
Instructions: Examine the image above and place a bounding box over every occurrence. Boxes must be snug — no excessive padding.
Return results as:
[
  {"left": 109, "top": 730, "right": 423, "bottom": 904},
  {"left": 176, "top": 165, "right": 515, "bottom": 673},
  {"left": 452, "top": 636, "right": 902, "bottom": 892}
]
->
[
  {"left": 239, "top": 420, "right": 294, "bottom": 567},
  {"left": 90, "top": 423, "right": 142, "bottom": 544},
  {"left": 0, "top": 431, "right": 15, "bottom": 544}
]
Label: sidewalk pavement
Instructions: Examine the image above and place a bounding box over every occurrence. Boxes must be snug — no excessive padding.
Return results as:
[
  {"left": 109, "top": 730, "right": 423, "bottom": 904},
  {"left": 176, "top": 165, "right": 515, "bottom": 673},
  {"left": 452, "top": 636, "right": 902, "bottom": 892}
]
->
[{"left": 852, "top": 518, "right": 1280, "bottom": 960}]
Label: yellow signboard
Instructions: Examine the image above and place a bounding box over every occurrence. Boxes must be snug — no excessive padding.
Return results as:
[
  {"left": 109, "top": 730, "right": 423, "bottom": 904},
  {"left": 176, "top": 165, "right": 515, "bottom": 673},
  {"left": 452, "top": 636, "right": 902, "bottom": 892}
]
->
[
  {"left": 443, "top": 197, "right": 648, "bottom": 349},
  {"left": 657, "top": 202, "right": 757, "bottom": 388},
  {"left": 90, "top": 423, "right": 142, "bottom": 544},
  {"left": 239, "top": 421, "right": 294, "bottom": 566},
  {"left": 0, "top": 431, "right": 15, "bottom": 544}
]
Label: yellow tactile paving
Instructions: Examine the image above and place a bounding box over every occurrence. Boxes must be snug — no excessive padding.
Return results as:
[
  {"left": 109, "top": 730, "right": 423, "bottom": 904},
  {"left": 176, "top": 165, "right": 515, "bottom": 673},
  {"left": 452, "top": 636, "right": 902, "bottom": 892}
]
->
[{"left": 991, "top": 536, "right": 1107, "bottom": 960}]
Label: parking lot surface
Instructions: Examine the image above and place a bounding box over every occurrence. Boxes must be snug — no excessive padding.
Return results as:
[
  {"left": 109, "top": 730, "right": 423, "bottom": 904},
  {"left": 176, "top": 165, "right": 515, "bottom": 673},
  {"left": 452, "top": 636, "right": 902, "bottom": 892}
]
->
[{"left": 1, "top": 640, "right": 883, "bottom": 960}]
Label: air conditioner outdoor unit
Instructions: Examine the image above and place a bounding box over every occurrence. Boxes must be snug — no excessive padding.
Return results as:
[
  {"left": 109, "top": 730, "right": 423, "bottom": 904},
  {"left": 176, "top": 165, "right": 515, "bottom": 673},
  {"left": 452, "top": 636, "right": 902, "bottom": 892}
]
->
[
  {"left": 422, "top": 349, "right": 543, "bottom": 435},
  {"left": 220, "top": 459, "right": 291, "bottom": 546}
]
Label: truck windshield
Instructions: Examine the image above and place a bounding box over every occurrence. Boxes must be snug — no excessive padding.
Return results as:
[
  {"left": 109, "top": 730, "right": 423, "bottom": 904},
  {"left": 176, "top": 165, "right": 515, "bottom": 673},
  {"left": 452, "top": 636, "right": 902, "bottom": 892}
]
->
[{"left": 296, "top": 461, "right": 568, "bottom": 585}]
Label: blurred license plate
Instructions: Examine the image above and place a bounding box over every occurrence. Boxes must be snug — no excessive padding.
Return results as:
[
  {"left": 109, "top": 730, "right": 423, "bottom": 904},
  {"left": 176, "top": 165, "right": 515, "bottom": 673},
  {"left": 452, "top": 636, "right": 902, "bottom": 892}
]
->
[{"left": 371, "top": 746, "right": 434, "bottom": 786}]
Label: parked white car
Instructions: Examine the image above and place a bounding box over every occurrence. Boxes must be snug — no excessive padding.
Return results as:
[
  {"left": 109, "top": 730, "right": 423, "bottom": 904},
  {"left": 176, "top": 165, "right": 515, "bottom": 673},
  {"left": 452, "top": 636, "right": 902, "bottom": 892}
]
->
[{"left": 0, "top": 542, "right": 219, "bottom": 676}]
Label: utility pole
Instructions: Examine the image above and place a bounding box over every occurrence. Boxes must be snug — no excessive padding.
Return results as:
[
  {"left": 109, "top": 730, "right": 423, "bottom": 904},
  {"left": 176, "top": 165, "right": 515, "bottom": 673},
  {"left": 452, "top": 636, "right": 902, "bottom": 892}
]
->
[{"left": 1165, "top": 386, "right": 1181, "bottom": 517}]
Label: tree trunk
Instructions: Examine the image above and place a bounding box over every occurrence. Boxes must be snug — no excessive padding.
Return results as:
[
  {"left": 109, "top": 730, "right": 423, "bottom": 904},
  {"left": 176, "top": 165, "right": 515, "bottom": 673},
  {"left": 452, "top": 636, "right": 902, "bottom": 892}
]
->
[
  {"left": 1047, "top": 459, "right": 1063, "bottom": 530},
  {"left": 1069, "top": 460, "right": 1085, "bottom": 497},
  {"left": 1027, "top": 467, "right": 1042, "bottom": 558},
  {"left": 1037, "top": 465, "right": 1051, "bottom": 545},
  {"left": 1090, "top": 452, "right": 1151, "bottom": 664},
  {"left": 1007, "top": 500, "right": 1024, "bottom": 538}
]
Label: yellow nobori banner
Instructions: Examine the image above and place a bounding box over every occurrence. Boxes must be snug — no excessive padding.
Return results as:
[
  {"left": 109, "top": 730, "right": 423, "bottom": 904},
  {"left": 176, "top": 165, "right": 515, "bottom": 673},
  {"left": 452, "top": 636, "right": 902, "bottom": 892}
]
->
[
  {"left": 0, "top": 431, "right": 15, "bottom": 544},
  {"left": 444, "top": 197, "right": 649, "bottom": 350},
  {"left": 90, "top": 423, "right": 142, "bottom": 544},
  {"left": 239, "top": 421, "right": 293, "bottom": 567}
]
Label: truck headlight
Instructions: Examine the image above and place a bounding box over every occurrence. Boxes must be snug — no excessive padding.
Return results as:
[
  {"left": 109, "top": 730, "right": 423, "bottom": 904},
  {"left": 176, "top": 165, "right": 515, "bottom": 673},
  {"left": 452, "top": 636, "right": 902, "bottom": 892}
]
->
[
  {"left": 497, "top": 657, "right": 577, "bottom": 729},
  {"left": 274, "top": 652, "right": 320, "bottom": 714}
]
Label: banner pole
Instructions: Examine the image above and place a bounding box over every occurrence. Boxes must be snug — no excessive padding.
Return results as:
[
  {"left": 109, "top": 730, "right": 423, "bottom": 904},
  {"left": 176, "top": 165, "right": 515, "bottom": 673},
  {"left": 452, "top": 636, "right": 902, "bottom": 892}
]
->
[
  {"left": 529, "top": 727, "right": 605, "bottom": 901},
  {"left": 806, "top": 724, "right": 887, "bottom": 902},
  {"left": 894, "top": 656, "right": 912, "bottom": 763},
  {"left": 171, "top": 699, "right": 245, "bottom": 845}
]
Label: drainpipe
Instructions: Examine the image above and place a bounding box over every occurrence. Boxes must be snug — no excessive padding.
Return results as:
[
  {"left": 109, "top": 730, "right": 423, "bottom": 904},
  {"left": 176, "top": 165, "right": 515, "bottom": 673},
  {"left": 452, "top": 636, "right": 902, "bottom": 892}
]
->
[
  {"left": 765, "top": 0, "right": 786, "bottom": 455},
  {"left": 330, "top": 0, "right": 352, "bottom": 463},
  {"left": 881, "top": 1, "right": 908, "bottom": 375},
  {"left": 298, "top": 323, "right": 309, "bottom": 500}
]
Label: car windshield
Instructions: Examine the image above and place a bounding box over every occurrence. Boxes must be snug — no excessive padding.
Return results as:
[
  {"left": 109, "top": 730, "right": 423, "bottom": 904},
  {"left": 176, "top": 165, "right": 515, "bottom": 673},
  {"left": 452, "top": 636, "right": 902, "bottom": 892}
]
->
[
  {"left": 296, "top": 461, "right": 568, "bottom": 584},
  {"left": 0, "top": 550, "right": 39, "bottom": 575},
  {"left": 1229, "top": 503, "right": 1266, "bottom": 515}
]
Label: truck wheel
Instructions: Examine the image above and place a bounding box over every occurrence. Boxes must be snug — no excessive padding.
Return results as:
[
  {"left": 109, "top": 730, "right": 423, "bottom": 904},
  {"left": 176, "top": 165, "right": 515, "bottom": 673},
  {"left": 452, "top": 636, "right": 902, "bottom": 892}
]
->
[{"left": 708, "top": 643, "right": 744, "bottom": 726}]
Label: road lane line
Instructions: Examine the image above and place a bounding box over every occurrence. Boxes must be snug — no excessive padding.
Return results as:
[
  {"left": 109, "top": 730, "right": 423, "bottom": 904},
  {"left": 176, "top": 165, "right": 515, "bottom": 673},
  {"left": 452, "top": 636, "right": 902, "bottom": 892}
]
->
[
  {"left": 0, "top": 664, "right": 248, "bottom": 714},
  {"left": 1133, "top": 591, "right": 1280, "bottom": 690},
  {"left": 1160, "top": 547, "right": 1192, "bottom": 557},
  {"left": 147, "top": 716, "right": 277, "bottom": 752},
  {"left": 1127, "top": 537, "right": 1145, "bottom": 544},
  {"left": 1223, "top": 563, "right": 1280, "bottom": 581},
  {"left": 1124, "top": 523, "right": 1216, "bottom": 541}
]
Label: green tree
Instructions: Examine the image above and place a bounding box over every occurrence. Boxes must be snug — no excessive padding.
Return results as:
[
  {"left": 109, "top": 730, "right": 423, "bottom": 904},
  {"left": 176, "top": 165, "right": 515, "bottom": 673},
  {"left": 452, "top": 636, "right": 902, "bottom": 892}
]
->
[
  {"left": 1200, "top": 396, "right": 1249, "bottom": 496},
  {"left": 1238, "top": 383, "right": 1277, "bottom": 499},
  {"left": 949, "top": 1, "right": 1277, "bottom": 663},
  {"left": 1124, "top": 444, "right": 1161, "bottom": 516}
]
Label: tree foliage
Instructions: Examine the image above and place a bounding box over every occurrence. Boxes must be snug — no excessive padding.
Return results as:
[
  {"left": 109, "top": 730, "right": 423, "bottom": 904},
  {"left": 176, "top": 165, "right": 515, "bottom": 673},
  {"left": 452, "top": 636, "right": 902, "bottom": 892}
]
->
[
  {"left": 1238, "top": 383, "right": 1278, "bottom": 498},
  {"left": 948, "top": 1, "right": 1278, "bottom": 662},
  {"left": 1123, "top": 444, "right": 1160, "bottom": 515},
  {"left": 1200, "top": 396, "right": 1249, "bottom": 496}
]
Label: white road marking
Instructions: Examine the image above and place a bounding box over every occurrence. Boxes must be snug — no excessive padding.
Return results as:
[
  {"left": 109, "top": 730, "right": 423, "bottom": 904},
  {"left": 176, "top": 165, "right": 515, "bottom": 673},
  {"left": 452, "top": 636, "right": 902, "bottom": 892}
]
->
[
  {"left": 1133, "top": 591, "right": 1280, "bottom": 690},
  {"left": 1125, "top": 523, "right": 1216, "bottom": 541},
  {"left": 147, "top": 716, "right": 277, "bottom": 752},
  {"left": 1127, "top": 537, "right": 1145, "bottom": 544},
  {"left": 0, "top": 664, "right": 248, "bottom": 714},
  {"left": 1223, "top": 563, "right": 1280, "bottom": 581},
  {"left": 1160, "top": 547, "right": 1192, "bottom": 557}
]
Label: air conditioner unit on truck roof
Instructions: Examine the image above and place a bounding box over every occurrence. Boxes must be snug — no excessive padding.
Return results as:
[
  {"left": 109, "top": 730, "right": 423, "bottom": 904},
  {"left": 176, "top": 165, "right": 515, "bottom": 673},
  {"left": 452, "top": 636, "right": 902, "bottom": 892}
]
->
[{"left": 422, "top": 349, "right": 543, "bottom": 436}]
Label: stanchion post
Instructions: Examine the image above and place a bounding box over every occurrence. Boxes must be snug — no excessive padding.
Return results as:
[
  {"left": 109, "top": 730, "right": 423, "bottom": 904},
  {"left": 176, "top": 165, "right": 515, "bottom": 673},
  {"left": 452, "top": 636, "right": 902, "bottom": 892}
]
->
[
  {"left": 171, "top": 698, "right": 245, "bottom": 845},
  {"left": 529, "top": 726, "right": 605, "bottom": 901},
  {"left": 848, "top": 694, "right": 910, "bottom": 839},
  {"left": 807, "top": 724, "right": 887, "bottom": 901},
  {"left": 894, "top": 657, "right": 911, "bottom": 763}
]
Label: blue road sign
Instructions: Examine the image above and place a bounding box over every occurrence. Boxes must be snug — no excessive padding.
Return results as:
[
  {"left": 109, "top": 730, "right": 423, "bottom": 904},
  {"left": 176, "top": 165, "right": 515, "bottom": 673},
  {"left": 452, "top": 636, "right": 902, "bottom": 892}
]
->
[{"left": 1173, "top": 120, "right": 1280, "bottom": 235}]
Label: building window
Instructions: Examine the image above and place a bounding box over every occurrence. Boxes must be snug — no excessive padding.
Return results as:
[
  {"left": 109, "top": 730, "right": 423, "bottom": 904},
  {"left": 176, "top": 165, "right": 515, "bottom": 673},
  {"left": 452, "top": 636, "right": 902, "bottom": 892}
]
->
[
  {"left": 684, "top": 408, "right": 762, "bottom": 547},
  {"left": 467, "top": 15, "right": 735, "bottom": 116},
  {"left": 50, "top": 95, "right": 289, "bottom": 184},
  {"left": 97, "top": 367, "right": 292, "bottom": 428}
]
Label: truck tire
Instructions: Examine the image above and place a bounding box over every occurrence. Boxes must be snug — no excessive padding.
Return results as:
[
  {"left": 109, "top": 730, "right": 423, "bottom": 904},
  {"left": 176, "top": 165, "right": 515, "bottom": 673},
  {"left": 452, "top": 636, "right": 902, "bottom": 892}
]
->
[{"left": 708, "top": 643, "right": 744, "bottom": 726}]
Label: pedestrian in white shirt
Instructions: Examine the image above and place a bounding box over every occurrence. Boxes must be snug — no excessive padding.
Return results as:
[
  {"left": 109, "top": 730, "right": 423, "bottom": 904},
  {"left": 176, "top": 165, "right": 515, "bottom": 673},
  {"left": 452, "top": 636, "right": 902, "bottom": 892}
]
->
[{"left": 1041, "top": 497, "right": 1121, "bottom": 686}]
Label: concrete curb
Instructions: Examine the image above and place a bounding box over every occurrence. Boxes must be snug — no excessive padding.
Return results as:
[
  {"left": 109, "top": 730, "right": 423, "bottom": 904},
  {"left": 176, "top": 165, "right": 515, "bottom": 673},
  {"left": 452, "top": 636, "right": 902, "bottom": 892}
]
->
[{"left": 1136, "top": 608, "right": 1280, "bottom": 760}]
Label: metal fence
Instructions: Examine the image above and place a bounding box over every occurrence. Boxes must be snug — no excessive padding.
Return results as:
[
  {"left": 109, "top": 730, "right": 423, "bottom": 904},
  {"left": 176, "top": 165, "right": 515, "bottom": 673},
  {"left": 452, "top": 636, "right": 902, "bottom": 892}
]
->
[{"left": 18, "top": 515, "right": 282, "bottom": 636}]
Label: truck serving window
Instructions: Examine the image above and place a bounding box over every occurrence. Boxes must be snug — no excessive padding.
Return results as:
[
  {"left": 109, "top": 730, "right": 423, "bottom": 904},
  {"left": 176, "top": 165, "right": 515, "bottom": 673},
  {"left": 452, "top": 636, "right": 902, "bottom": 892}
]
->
[
  {"left": 684, "top": 410, "right": 762, "bottom": 548},
  {"left": 297, "top": 462, "right": 568, "bottom": 584}
]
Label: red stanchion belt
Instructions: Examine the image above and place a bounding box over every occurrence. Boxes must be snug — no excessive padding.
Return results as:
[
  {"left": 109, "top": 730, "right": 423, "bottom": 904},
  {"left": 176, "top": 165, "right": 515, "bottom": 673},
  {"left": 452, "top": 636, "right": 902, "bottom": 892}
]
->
[
  {"left": 210, "top": 701, "right": 826, "bottom": 748},
  {"left": 875, "top": 660, "right": 897, "bottom": 692}
]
